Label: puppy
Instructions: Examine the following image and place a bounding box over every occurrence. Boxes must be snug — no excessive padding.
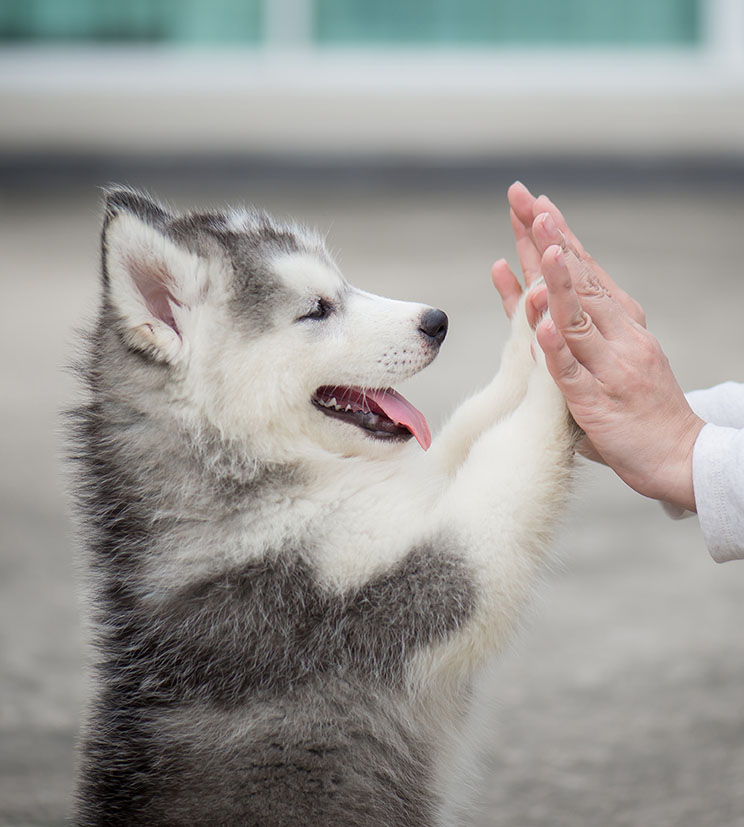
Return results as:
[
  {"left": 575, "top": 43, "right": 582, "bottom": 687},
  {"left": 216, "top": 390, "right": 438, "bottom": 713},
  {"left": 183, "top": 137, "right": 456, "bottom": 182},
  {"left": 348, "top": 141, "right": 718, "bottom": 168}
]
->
[{"left": 70, "top": 188, "right": 577, "bottom": 826}]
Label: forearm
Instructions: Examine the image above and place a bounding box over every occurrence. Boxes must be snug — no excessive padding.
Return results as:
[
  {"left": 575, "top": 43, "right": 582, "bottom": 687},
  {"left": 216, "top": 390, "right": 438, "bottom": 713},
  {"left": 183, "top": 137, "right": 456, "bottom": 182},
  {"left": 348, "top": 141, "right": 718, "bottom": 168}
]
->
[{"left": 432, "top": 293, "right": 535, "bottom": 475}]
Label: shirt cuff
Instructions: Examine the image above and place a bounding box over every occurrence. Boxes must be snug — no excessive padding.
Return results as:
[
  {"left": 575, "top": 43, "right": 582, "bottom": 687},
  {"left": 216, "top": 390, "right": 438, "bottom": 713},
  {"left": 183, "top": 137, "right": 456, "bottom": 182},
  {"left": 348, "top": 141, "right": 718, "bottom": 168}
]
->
[{"left": 692, "top": 423, "right": 744, "bottom": 563}]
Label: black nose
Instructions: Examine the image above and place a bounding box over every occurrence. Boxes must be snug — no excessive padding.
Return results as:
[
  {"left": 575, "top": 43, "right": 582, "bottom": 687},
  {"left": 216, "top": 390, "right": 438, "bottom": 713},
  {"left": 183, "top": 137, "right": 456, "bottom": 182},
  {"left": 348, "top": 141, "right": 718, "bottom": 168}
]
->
[{"left": 419, "top": 308, "right": 448, "bottom": 346}]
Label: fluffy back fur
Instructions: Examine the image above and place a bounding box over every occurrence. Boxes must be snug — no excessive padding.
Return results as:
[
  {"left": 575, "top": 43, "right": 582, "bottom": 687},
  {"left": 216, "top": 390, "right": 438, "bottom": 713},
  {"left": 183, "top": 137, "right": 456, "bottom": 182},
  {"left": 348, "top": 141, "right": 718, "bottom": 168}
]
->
[{"left": 70, "top": 188, "right": 578, "bottom": 826}]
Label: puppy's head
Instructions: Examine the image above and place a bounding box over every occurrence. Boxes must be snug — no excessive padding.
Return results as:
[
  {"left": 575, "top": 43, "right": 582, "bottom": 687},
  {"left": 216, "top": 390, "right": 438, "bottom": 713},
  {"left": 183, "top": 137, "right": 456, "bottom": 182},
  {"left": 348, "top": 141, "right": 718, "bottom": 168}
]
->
[{"left": 99, "top": 188, "right": 447, "bottom": 461}]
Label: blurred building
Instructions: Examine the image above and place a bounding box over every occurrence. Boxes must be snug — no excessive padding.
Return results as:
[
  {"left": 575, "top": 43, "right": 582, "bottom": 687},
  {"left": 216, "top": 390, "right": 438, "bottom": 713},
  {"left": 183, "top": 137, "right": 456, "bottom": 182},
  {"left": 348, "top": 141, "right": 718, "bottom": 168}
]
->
[
  {"left": 0, "top": 0, "right": 743, "bottom": 163},
  {"left": 0, "top": 0, "right": 704, "bottom": 45}
]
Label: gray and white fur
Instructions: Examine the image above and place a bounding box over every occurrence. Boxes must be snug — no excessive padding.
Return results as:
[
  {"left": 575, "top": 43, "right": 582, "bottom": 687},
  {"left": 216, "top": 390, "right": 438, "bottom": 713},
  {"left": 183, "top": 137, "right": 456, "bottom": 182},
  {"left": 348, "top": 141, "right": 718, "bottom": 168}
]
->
[{"left": 70, "top": 188, "right": 579, "bottom": 826}]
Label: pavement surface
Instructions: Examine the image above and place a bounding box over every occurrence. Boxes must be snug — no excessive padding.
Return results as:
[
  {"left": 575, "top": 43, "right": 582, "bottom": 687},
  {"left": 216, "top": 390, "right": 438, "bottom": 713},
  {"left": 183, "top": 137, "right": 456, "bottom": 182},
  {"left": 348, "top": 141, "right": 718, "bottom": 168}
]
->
[{"left": 1, "top": 173, "right": 743, "bottom": 826}]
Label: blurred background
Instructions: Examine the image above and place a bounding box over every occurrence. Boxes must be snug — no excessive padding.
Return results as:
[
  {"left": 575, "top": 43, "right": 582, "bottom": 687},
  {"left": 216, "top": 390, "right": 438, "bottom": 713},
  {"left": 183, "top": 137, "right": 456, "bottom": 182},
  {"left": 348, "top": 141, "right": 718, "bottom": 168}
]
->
[{"left": 1, "top": 1, "right": 743, "bottom": 825}]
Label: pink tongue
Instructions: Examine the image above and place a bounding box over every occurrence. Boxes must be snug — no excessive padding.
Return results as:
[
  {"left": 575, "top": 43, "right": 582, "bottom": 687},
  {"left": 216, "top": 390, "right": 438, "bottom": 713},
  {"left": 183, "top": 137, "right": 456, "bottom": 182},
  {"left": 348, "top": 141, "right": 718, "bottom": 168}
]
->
[{"left": 365, "top": 388, "right": 431, "bottom": 451}]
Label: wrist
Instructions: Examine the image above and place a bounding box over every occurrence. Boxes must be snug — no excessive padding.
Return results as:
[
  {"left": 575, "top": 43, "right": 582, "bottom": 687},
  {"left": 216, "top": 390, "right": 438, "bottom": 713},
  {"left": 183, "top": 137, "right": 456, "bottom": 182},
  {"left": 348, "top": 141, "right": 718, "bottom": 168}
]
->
[{"left": 652, "top": 413, "right": 706, "bottom": 512}]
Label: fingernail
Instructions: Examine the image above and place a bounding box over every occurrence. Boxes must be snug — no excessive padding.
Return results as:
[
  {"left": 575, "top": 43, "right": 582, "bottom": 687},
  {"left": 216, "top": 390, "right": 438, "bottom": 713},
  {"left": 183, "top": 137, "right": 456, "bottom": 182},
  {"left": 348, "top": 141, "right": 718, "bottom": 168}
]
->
[
  {"left": 542, "top": 212, "right": 557, "bottom": 237},
  {"left": 537, "top": 316, "right": 555, "bottom": 341},
  {"left": 554, "top": 247, "right": 565, "bottom": 268}
]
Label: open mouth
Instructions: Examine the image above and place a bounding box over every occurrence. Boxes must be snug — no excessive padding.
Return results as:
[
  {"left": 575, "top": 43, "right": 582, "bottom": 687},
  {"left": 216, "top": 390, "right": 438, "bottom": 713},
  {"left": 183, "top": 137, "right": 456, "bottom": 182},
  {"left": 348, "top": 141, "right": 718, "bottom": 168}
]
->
[{"left": 313, "top": 386, "right": 431, "bottom": 450}]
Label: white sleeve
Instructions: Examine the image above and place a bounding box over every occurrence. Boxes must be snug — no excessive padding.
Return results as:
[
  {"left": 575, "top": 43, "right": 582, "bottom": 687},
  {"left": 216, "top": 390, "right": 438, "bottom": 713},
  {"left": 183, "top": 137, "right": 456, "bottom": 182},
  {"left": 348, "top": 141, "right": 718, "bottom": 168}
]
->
[
  {"left": 686, "top": 382, "right": 744, "bottom": 428},
  {"left": 692, "top": 424, "right": 744, "bottom": 563},
  {"left": 661, "top": 383, "right": 744, "bottom": 562}
]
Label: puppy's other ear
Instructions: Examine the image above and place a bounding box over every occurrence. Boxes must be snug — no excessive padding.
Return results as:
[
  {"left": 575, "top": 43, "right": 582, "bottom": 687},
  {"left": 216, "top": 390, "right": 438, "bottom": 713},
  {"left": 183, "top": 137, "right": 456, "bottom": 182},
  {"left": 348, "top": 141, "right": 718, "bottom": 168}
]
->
[{"left": 101, "top": 188, "right": 206, "bottom": 364}]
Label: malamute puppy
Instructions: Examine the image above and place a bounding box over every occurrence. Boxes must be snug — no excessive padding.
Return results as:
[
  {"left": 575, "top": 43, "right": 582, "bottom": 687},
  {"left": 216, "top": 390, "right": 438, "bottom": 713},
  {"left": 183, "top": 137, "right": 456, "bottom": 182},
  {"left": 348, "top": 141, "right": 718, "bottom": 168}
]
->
[{"left": 71, "top": 188, "right": 578, "bottom": 826}]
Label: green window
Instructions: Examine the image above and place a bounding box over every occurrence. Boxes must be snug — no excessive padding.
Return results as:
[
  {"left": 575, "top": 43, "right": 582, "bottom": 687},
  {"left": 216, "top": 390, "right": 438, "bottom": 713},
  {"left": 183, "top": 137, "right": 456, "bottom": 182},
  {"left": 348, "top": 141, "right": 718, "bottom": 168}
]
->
[
  {"left": 0, "top": 0, "right": 263, "bottom": 43},
  {"left": 0, "top": 0, "right": 702, "bottom": 46},
  {"left": 315, "top": 0, "right": 701, "bottom": 46}
]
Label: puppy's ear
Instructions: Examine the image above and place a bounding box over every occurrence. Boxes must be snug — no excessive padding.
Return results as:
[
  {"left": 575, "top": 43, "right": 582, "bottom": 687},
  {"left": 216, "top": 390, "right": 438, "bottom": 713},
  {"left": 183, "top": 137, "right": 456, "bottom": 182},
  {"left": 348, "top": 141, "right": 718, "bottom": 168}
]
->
[{"left": 101, "top": 187, "right": 206, "bottom": 364}]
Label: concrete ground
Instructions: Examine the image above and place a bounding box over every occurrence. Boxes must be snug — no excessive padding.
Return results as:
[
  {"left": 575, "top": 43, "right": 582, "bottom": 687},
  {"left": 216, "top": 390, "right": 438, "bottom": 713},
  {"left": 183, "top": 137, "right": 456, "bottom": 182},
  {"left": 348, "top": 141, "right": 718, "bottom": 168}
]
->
[{"left": 1, "top": 172, "right": 743, "bottom": 826}]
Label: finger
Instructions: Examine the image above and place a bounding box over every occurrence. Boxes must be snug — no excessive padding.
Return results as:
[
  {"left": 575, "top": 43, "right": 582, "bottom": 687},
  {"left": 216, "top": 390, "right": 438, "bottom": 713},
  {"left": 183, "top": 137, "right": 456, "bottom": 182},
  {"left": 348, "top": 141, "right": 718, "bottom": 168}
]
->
[
  {"left": 510, "top": 208, "right": 542, "bottom": 286},
  {"left": 541, "top": 245, "right": 612, "bottom": 373},
  {"left": 531, "top": 210, "right": 565, "bottom": 256},
  {"left": 532, "top": 194, "right": 587, "bottom": 257},
  {"left": 532, "top": 211, "right": 646, "bottom": 328},
  {"left": 526, "top": 282, "right": 547, "bottom": 329},
  {"left": 491, "top": 258, "right": 523, "bottom": 319},
  {"left": 568, "top": 255, "right": 648, "bottom": 330},
  {"left": 507, "top": 180, "right": 537, "bottom": 229},
  {"left": 580, "top": 266, "right": 647, "bottom": 329},
  {"left": 536, "top": 316, "right": 600, "bottom": 407},
  {"left": 533, "top": 213, "right": 637, "bottom": 338},
  {"left": 535, "top": 226, "right": 634, "bottom": 339},
  {"left": 559, "top": 245, "right": 634, "bottom": 339}
]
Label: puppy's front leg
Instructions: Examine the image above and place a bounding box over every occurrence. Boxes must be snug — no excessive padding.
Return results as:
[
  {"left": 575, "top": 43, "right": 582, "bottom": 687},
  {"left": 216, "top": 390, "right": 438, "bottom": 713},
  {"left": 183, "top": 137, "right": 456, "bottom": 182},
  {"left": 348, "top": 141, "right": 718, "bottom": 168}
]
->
[
  {"left": 430, "top": 290, "right": 537, "bottom": 476},
  {"left": 420, "top": 347, "right": 579, "bottom": 683}
]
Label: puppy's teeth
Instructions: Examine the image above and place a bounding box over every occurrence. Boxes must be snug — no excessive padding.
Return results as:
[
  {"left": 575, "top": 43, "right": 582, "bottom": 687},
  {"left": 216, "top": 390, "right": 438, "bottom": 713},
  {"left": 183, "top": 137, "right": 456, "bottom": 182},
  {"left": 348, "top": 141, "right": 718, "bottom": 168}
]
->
[
  {"left": 345, "top": 405, "right": 351, "bottom": 412},
  {"left": 330, "top": 397, "right": 337, "bottom": 407}
]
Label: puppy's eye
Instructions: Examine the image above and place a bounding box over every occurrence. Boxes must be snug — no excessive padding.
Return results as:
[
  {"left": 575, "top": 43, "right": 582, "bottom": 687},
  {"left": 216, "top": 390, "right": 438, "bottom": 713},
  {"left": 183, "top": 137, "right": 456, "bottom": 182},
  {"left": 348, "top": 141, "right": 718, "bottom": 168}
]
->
[{"left": 298, "top": 298, "right": 333, "bottom": 322}]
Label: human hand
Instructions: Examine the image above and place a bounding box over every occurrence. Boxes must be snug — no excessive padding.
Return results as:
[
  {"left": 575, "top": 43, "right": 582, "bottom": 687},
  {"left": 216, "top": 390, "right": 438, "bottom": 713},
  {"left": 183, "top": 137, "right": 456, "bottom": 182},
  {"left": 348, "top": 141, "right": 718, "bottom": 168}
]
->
[
  {"left": 492, "top": 182, "right": 636, "bottom": 462},
  {"left": 528, "top": 211, "right": 705, "bottom": 512},
  {"left": 492, "top": 181, "right": 646, "bottom": 330}
]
